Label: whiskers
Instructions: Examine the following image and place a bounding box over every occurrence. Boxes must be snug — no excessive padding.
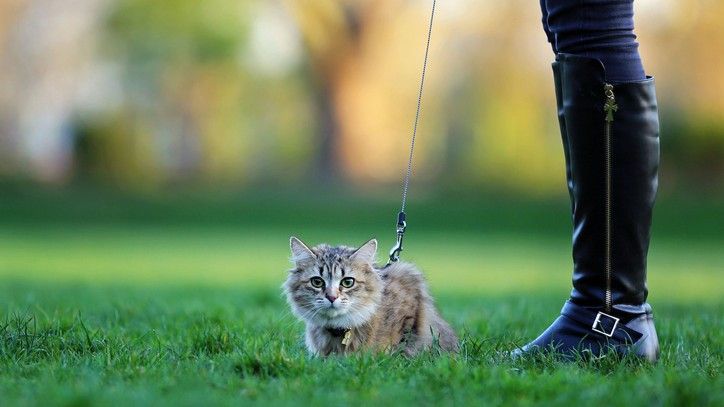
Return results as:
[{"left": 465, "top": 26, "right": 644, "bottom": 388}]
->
[
  {"left": 298, "top": 305, "right": 325, "bottom": 324},
  {"left": 278, "top": 305, "right": 323, "bottom": 331}
]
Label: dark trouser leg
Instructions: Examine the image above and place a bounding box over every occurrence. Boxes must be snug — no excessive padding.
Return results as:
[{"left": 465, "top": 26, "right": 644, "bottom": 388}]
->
[
  {"left": 540, "top": 0, "right": 645, "bottom": 84},
  {"left": 516, "top": 0, "right": 660, "bottom": 361}
]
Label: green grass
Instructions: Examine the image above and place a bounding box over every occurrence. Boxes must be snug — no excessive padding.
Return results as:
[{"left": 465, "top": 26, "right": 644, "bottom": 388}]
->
[
  {"left": 1, "top": 189, "right": 722, "bottom": 406},
  {"left": 2, "top": 284, "right": 721, "bottom": 406}
]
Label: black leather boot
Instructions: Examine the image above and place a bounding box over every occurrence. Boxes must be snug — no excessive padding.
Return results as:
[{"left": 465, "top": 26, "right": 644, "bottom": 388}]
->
[{"left": 514, "top": 53, "right": 660, "bottom": 362}]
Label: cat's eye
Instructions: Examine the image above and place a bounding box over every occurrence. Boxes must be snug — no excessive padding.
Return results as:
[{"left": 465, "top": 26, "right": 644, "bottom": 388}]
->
[
  {"left": 340, "top": 277, "right": 355, "bottom": 288},
  {"left": 310, "top": 277, "right": 325, "bottom": 288}
]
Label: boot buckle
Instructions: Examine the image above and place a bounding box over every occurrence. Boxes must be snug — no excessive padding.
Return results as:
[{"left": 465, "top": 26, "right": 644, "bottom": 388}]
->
[{"left": 592, "top": 311, "right": 619, "bottom": 337}]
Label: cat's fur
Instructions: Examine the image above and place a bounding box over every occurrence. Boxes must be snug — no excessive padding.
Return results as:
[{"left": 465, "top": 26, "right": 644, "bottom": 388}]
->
[{"left": 284, "top": 236, "right": 458, "bottom": 356}]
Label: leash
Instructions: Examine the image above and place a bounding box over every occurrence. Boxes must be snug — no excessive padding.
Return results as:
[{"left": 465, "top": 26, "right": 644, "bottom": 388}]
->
[{"left": 387, "top": 0, "right": 436, "bottom": 265}]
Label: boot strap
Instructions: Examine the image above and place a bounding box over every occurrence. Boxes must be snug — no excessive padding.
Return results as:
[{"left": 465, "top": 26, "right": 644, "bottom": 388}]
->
[{"left": 560, "top": 302, "right": 644, "bottom": 344}]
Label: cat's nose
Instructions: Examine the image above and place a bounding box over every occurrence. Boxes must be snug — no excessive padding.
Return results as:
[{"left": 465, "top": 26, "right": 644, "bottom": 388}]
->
[{"left": 325, "top": 294, "right": 337, "bottom": 303}]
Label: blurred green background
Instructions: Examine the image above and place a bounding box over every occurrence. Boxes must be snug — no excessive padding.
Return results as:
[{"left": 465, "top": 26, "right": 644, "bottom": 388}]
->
[
  {"left": 1, "top": 2, "right": 722, "bottom": 405},
  {"left": 0, "top": 0, "right": 722, "bottom": 297}
]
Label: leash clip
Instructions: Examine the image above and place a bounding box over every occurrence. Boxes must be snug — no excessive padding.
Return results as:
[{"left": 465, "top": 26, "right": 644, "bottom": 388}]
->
[{"left": 387, "top": 212, "right": 407, "bottom": 264}]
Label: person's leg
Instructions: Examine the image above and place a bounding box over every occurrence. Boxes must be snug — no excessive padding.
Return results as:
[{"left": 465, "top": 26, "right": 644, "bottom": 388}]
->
[
  {"left": 539, "top": 0, "right": 556, "bottom": 53},
  {"left": 515, "top": 0, "right": 660, "bottom": 361},
  {"left": 543, "top": 0, "right": 645, "bottom": 83}
]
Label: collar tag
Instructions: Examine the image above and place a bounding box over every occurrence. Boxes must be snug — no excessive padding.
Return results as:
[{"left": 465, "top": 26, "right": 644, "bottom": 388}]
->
[{"left": 341, "top": 330, "right": 352, "bottom": 346}]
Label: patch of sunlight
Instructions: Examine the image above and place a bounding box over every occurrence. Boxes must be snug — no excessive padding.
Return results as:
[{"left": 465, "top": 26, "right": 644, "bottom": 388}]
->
[{"left": 0, "top": 226, "right": 721, "bottom": 304}]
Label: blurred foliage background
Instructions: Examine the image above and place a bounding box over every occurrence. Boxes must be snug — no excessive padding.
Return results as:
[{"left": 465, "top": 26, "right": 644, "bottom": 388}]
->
[
  {"left": 0, "top": 6, "right": 722, "bottom": 404},
  {"left": 1, "top": 0, "right": 722, "bottom": 195}
]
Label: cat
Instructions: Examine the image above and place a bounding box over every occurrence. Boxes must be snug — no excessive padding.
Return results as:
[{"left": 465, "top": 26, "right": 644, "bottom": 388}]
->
[{"left": 284, "top": 236, "right": 458, "bottom": 356}]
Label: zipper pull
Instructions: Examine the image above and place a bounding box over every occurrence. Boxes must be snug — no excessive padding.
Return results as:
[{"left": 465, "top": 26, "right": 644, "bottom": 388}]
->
[{"left": 604, "top": 83, "right": 618, "bottom": 122}]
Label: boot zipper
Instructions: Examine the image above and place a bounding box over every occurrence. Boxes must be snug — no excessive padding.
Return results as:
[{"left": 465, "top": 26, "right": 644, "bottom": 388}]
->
[
  {"left": 592, "top": 84, "right": 621, "bottom": 337},
  {"left": 603, "top": 83, "right": 617, "bottom": 313}
]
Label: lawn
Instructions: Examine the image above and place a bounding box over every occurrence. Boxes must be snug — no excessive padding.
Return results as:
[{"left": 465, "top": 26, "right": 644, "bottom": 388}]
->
[{"left": 1, "top": 188, "right": 722, "bottom": 406}]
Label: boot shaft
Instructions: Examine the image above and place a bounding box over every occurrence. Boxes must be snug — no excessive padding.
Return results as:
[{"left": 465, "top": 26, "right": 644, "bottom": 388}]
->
[{"left": 554, "top": 53, "right": 660, "bottom": 307}]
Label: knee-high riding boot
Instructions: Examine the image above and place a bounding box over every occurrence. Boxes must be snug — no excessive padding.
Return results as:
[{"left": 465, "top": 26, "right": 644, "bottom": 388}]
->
[{"left": 515, "top": 53, "right": 660, "bottom": 362}]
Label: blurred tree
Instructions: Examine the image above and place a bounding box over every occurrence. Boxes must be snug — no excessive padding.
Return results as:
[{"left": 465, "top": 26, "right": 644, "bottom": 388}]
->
[
  {"left": 0, "top": 0, "right": 105, "bottom": 182},
  {"left": 636, "top": 0, "right": 724, "bottom": 192},
  {"left": 284, "top": 0, "right": 564, "bottom": 191},
  {"left": 0, "top": 0, "right": 721, "bottom": 195},
  {"left": 94, "top": 0, "right": 318, "bottom": 186}
]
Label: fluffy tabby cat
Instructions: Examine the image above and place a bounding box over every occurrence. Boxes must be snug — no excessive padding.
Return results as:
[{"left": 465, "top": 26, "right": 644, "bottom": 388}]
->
[{"left": 284, "top": 236, "right": 458, "bottom": 356}]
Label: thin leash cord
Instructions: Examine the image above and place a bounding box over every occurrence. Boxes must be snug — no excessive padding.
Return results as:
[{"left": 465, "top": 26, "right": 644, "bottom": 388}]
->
[
  {"left": 400, "top": 0, "right": 436, "bottom": 215},
  {"left": 388, "top": 0, "right": 436, "bottom": 264}
]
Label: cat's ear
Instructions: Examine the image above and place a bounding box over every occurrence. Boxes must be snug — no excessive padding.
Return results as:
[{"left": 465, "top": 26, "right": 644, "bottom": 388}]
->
[
  {"left": 351, "top": 238, "right": 377, "bottom": 263},
  {"left": 290, "top": 236, "right": 316, "bottom": 265}
]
